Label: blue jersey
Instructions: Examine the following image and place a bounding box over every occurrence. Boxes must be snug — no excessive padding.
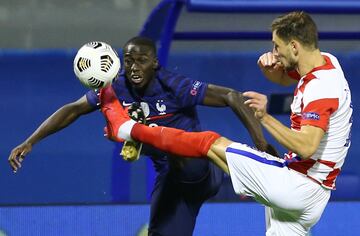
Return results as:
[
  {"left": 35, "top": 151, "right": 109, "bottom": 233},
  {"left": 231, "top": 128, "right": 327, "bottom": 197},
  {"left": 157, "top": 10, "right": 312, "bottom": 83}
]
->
[{"left": 86, "top": 67, "right": 208, "bottom": 173}]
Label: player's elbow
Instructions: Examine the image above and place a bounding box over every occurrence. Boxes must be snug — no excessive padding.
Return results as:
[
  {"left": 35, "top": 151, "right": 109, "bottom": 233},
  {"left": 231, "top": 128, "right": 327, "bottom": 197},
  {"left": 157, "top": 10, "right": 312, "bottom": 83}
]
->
[{"left": 225, "top": 90, "right": 244, "bottom": 106}]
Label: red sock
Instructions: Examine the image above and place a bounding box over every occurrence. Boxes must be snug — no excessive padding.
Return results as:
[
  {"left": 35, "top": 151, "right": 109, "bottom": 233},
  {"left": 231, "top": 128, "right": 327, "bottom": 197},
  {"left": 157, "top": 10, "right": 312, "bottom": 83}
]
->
[{"left": 131, "top": 124, "right": 221, "bottom": 158}]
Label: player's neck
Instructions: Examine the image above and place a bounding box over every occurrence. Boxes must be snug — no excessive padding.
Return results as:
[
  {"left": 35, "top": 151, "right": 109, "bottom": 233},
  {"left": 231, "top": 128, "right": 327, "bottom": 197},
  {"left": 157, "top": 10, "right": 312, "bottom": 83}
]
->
[
  {"left": 133, "top": 78, "right": 154, "bottom": 96},
  {"left": 297, "top": 49, "right": 325, "bottom": 77}
]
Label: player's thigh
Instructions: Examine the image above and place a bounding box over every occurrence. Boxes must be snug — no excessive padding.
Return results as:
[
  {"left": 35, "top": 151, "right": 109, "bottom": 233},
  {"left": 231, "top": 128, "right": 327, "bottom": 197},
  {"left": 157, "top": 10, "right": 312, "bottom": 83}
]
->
[
  {"left": 266, "top": 169, "right": 330, "bottom": 220},
  {"left": 225, "top": 143, "right": 330, "bottom": 226},
  {"left": 182, "top": 162, "right": 224, "bottom": 201},
  {"left": 266, "top": 207, "right": 309, "bottom": 236},
  {"left": 148, "top": 175, "right": 203, "bottom": 236},
  {"left": 224, "top": 142, "right": 291, "bottom": 204},
  {"left": 225, "top": 143, "right": 316, "bottom": 209},
  {"left": 209, "top": 137, "right": 233, "bottom": 158},
  {"left": 266, "top": 193, "right": 329, "bottom": 236},
  {"left": 149, "top": 173, "right": 178, "bottom": 217}
]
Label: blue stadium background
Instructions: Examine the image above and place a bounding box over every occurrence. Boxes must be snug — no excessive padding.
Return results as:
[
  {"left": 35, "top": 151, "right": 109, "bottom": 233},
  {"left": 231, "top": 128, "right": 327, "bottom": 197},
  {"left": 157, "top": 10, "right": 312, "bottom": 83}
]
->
[{"left": 0, "top": 0, "right": 359, "bottom": 235}]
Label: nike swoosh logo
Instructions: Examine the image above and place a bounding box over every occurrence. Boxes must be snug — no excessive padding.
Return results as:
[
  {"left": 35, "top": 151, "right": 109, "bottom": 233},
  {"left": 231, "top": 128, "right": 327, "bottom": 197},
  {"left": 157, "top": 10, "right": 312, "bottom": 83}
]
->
[{"left": 122, "top": 101, "right": 133, "bottom": 106}]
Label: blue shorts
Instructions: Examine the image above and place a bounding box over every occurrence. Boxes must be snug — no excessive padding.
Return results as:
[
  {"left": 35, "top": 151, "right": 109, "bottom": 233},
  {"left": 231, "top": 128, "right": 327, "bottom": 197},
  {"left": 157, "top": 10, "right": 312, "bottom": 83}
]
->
[{"left": 148, "top": 160, "right": 223, "bottom": 236}]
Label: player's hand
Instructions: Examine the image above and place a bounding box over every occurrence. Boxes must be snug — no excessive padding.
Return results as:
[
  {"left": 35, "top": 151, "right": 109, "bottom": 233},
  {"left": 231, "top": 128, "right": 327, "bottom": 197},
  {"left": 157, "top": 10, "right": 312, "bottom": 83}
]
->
[
  {"left": 258, "top": 52, "right": 282, "bottom": 69},
  {"left": 243, "top": 91, "right": 268, "bottom": 120},
  {"left": 258, "top": 52, "right": 297, "bottom": 86},
  {"left": 8, "top": 142, "right": 32, "bottom": 173},
  {"left": 257, "top": 52, "right": 284, "bottom": 78}
]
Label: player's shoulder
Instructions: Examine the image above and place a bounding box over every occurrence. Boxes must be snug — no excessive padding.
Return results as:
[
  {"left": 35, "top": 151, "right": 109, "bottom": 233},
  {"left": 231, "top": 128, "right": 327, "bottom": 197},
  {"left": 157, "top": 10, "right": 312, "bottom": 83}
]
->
[
  {"left": 306, "top": 52, "right": 341, "bottom": 82},
  {"left": 321, "top": 52, "right": 337, "bottom": 60},
  {"left": 156, "top": 67, "right": 186, "bottom": 82},
  {"left": 320, "top": 52, "right": 342, "bottom": 70},
  {"left": 155, "top": 67, "right": 189, "bottom": 91}
]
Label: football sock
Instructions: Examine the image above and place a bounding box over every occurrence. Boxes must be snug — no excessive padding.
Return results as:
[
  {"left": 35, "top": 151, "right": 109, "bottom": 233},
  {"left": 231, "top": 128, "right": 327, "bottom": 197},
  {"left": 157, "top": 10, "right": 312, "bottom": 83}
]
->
[{"left": 131, "top": 123, "right": 221, "bottom": 158}]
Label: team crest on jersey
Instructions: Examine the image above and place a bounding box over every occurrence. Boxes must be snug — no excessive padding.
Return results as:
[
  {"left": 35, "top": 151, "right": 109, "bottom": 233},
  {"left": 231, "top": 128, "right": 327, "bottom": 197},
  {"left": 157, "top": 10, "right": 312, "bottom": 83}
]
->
[
  {"left": 190, "top": 81, "right": 202, "bottom": 96},
  {"left": 156, "top": 100, "right": 167, "bottom": 115},
  {"left": 302, "top": 112, "right": 320, "bottom": 120}
]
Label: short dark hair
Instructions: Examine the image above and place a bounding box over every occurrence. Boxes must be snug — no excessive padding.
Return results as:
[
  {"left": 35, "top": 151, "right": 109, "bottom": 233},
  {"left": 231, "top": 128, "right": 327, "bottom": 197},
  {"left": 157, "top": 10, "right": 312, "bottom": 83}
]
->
[
  {"left": 123, "top": 36, "right": 157, "bottom": 55},
  {"left": 271, "top": 11, "right": 318, "bottom": 49}
]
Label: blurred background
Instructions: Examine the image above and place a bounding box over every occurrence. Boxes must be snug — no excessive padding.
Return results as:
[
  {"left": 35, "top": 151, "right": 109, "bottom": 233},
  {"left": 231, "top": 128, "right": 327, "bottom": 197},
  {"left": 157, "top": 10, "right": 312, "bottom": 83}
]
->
[{"left": 0, "top": 0, "right": 359, "bottom": 235}]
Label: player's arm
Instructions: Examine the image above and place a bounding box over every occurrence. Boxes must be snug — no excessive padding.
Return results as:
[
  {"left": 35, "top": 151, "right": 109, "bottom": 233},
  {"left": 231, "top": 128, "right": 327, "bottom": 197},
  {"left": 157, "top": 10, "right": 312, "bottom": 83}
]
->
[
  {"left": 203, "top": 84, "right": 278, "bottom": 156},
  {"left": 261, "top": 116, "right": 324, "bottom": 159},
  {"left": 8, "top": 95, "right": 96, "bottom": 172},
  {"left": 258, "top": 52, "right": 297, "bottom": 86},
  {"left": 244, "top": 91, "right": 324, "bottom": 159}
]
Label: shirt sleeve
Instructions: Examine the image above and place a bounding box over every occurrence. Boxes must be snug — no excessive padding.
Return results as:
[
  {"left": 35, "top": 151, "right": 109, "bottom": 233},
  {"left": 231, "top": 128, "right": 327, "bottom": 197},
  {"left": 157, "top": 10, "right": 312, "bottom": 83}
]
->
[
  {"left": 301, "top": 99, "right": 339, "bottom": 131},
  {"left": 301, "top": 79, "right": 339, "bottom": 131},
  {"left": 85, "top": 89, "right": 100, "bottom": 109}
]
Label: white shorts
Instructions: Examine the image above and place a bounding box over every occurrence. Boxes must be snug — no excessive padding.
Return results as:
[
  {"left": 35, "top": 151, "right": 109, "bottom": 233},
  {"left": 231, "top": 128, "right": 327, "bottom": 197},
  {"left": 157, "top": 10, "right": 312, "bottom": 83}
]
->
[{"left": 225, "top": 142, "right": 331, "bottom": 236}]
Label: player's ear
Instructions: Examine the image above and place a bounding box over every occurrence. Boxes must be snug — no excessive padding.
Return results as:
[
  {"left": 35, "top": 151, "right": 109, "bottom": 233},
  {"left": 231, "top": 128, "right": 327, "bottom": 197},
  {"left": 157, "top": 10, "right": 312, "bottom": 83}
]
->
[{"left": 290, "top": 40, "right": 299, "bottom": 56}]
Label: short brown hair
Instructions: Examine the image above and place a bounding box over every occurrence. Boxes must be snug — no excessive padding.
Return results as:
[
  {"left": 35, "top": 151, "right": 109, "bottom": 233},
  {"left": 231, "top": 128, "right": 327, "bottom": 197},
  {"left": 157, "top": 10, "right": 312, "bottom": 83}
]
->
[{"left": 271, "top": 11, "right": 318, "bottom": 49}]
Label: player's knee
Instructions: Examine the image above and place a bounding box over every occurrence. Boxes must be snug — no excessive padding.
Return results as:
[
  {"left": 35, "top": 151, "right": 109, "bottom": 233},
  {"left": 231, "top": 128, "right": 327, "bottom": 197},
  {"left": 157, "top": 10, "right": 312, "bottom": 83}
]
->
[{"left": 209, "top": 136, "right": 232, "bottom": 156}]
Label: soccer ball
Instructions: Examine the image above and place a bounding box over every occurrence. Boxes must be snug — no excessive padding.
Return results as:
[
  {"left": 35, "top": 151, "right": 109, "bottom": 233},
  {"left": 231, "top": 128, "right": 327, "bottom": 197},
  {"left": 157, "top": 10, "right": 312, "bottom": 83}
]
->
[{"left": 73, "top": 41, "right": 121, "bottom": 89}]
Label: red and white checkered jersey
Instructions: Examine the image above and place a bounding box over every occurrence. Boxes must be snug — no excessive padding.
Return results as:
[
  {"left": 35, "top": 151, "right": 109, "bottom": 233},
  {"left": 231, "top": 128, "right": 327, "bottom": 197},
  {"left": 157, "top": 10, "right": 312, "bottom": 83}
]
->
[{"left": 286, "top": 52, "right": 353, "bottom": 190}]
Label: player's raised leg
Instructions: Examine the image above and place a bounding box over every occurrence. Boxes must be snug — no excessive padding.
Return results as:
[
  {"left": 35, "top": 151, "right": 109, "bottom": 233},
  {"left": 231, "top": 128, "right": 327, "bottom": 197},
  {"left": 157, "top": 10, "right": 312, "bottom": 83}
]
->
[{"left": 99, "top": 86, "right": 230, "bottom": 172}]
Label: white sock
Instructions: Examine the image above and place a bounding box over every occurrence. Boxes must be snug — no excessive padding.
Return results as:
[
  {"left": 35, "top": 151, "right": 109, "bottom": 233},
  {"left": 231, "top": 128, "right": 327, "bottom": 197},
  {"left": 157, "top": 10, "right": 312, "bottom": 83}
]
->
[{"left": 117, "top": 119, "right": 136, "bottom": 141}]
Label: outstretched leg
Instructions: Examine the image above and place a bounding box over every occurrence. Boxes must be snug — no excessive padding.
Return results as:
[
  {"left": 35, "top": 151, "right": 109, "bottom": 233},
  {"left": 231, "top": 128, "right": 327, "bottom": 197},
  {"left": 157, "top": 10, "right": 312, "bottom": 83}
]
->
[{"left": 99, "top": 86, "right": 231, "bottom": 172}]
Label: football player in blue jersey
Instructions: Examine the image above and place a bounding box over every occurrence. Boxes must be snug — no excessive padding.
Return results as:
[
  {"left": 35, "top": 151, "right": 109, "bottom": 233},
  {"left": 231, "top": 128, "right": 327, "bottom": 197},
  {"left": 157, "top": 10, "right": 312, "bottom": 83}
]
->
[{"left": 9, "top": 36, "right": 276, "bottom": 236}]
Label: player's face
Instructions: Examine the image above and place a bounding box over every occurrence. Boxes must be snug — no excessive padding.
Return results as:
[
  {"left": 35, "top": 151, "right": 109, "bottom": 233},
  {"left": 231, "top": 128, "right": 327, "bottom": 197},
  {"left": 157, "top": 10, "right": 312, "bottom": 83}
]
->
[
  {"left": 123, "top": 43, "right": 158, "bottom": 91},
  {"left": 272, "top": 31, "right": 297, "bottom": 71}
]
